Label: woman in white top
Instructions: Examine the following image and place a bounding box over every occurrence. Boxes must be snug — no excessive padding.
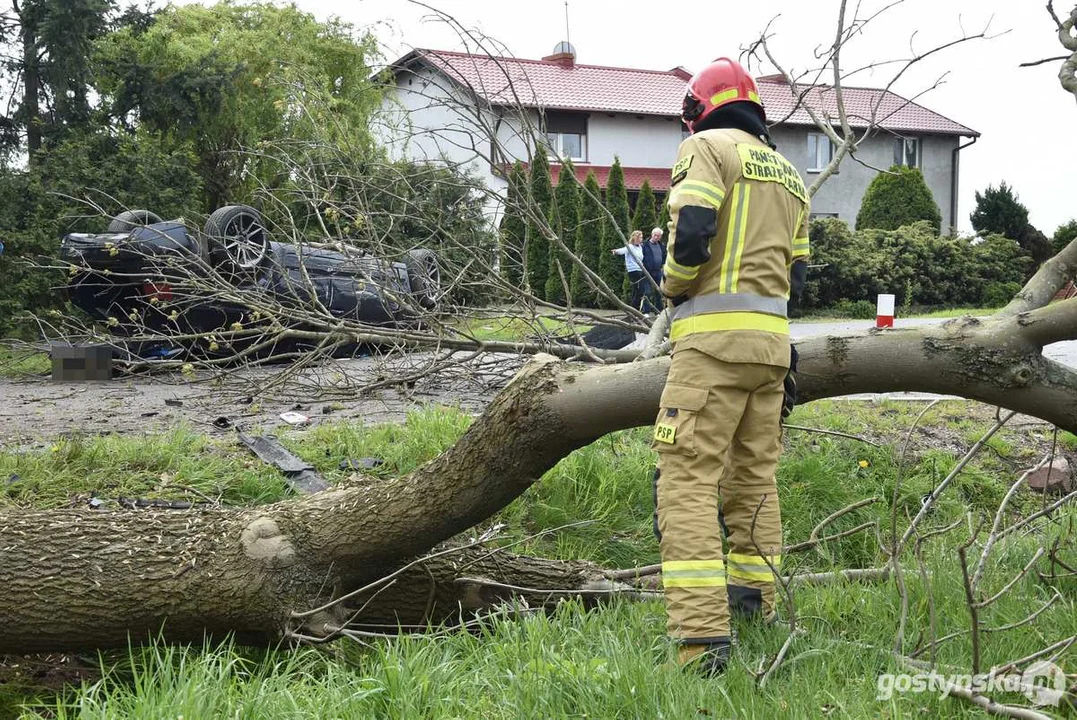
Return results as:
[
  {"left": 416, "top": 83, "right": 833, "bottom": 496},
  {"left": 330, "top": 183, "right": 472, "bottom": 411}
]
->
[{"left": 612, "top": 230, "right": 647, "bottom": 312}]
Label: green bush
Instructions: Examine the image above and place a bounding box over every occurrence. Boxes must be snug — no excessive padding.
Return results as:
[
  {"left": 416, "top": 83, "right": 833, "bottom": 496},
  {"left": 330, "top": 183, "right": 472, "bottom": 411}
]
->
[
  {"left": 1053, "top": 219, "right": 1077, "bottom": 255},
  {"left": 856, "top": 165, "right": 942, "bottom": 234},
  {"left": 830, "top": 299, "right": 877, "bottom": 319},
  {"left": 799, "top": 219, "right": 1027, "bottom": 314},
  {"left": 982, "top": 281, "right": 1022, "bottom": 308}
]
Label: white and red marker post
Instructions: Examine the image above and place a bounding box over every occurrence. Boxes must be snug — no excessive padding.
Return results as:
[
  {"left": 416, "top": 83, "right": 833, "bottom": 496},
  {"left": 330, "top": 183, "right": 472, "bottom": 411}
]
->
[{"left": 876, "top": 293, "right": 895, "bottom": 328}]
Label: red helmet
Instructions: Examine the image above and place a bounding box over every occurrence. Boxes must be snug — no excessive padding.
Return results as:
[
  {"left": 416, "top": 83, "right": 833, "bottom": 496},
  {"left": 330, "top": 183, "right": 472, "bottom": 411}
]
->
[{"left": 682, "top": 57, "right": 764, "bottom": 134}]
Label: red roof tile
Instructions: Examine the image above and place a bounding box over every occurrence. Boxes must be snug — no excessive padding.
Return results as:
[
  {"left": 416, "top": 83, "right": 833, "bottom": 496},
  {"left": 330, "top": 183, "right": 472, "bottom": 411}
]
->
[
  {"left": 757, "top": 79, "right": 978, "bottom": 137},
  {"left": 402, "top": 49, "right": 688, "bottom": 116},
  {"left": 396, "top": 50, "right": 977, "bottom": 136}
]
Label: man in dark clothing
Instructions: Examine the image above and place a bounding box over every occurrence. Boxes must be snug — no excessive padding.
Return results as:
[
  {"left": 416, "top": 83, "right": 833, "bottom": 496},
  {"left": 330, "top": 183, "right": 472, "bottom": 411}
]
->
[{"left": 641, "top": 227, "right": 666, "bottom": 313}]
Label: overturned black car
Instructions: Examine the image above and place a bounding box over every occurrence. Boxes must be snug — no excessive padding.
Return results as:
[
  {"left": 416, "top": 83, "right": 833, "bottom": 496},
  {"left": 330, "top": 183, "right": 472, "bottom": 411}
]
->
[{"left": 60, "top": 204, "right": 441, "bottom": 358}]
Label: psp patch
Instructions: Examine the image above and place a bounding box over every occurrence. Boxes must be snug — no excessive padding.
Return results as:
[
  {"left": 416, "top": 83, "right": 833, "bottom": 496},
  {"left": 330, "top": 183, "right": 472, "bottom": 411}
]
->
[
  {"left": 671, "top": 154, "right": 694, "bottom": 187},
  {"left": 654, "top": 423, "right": 677, "bottom": 444}
]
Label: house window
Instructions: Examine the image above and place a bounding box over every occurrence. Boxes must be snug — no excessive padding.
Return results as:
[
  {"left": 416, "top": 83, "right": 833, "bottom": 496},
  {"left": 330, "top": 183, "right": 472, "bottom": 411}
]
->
[
  {"left": 894, "top": 137, "right": 920, "bottom": 168},
  {"left": 807, "top": 132, "right": 833, "bottom": 172},
  {"left": 544, "top": 111, "right": 588, "bottom": 162}
]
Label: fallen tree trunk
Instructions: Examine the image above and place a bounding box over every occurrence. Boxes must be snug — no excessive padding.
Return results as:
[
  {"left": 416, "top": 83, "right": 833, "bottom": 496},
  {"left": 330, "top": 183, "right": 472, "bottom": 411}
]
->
[{"left": 2, "top": 243, "right": 1076, "bottom": 654}]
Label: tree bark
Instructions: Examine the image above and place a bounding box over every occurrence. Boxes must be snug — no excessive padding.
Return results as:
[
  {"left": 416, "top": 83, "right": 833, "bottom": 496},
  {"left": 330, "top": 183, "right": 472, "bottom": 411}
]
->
[
  {"left": 16, "top": 0, "right": 41, "bottom": 158},
  {"left": 3, "top": 241, "right": 1077, "bottom": 654}
]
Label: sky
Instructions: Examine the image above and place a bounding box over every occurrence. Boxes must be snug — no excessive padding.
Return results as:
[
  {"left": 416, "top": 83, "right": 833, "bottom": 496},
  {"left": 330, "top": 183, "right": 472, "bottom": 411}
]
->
[{"left": 229, "top": 0, "right": 1075, "bottom": 235}]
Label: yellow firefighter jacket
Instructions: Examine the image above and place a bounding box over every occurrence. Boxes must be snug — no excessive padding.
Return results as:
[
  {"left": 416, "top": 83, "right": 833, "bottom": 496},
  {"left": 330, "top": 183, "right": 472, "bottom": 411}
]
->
[{"left": 661, "top": 127, "right": 810, "bottom": 368}]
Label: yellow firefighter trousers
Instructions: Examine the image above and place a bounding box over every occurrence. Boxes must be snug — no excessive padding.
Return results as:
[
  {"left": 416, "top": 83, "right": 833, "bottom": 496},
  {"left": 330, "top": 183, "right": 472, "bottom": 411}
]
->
[{"left": 653, "top": 347, "right": 786, "bottom": 645}]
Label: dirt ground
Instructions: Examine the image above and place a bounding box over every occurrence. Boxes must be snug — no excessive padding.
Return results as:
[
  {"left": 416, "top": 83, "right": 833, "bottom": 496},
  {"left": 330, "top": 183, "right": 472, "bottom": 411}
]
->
[{"left": 0, "top": 352, "right": 524, "bottom": 447}]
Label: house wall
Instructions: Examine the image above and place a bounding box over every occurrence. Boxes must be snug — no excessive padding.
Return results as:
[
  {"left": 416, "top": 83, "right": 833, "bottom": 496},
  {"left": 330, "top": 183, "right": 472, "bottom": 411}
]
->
[
  {"left": 771, "top": 126, "right": 961, "bottom": 229},
  {"left": 382, "top": 65, "right": 967, "bottom": 232},
  {"left": 583, "top": 113, "right": 683, "bottom": 167},
  {"left": 379, "top": 64, "right": 525, "bottom": 221}
]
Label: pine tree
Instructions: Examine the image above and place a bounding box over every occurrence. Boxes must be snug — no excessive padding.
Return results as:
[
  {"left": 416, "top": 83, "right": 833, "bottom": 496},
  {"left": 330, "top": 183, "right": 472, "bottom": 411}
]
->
[
  {"left": 571, "top": 172, "right": 604, "bottom": 307},
  {"left": 971, "top": 181, "right": 1028, "bottom": 240},
  {"left": 632, "top": 180, "right": 657, "bottom": 234},
  {"left": 599, "top": 158, "right": 632, "bottom": 307},
  {"left": 525, "top": 147, "right": 553, "bottom": 300},
  {"left": 498, "top": 161, "right": 526, "bottom": 287},
  {"left": 545, "top": 162, "right": 579, "bottom": 304},
  {"left": 657, "top": 192, "right": 671, "bottom": 237}
]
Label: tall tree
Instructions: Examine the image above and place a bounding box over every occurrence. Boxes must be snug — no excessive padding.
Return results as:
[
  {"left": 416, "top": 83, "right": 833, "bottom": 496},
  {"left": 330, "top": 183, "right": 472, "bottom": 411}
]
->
[
  {"left": 1055, "top": 219, "right": 1077, "bottom": 256},
  {"left": 4, "top": 0, "right": 113, "bottom": 160},
  {"left": 571, "top": 172, "right": 604, "bottom": 307},
  {"left": 498, "top": 161, "right": 526, "bottom": 288},
  {"left": 599, "top": 159, "right": 631, "bottom": 307},
  {"left": 94, "top": 1, "right": 381, "bottom": 210},
  {"left": 546, "top": 162, "right": 579, "bottom": 304},
  {"left": 971, "top": 182, "right": 1051, "bottom": 270},
  {"left": 632, "top": 180, "right": 657, "bottom": 235},
  {"left": 971, "top": 181, "right": 1029, "bottom": 240},
  {"left": 856, "top": 165, "right": 941, "bottom": 233},
  {"left": 525, "top": 146, "right": 553, "bottom": 300}
]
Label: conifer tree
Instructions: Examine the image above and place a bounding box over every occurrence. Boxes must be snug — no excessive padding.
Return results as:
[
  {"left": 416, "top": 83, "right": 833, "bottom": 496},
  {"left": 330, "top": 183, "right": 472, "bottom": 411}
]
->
[{"left": 525, "top": 147, "right": 553, "bottom": 299}]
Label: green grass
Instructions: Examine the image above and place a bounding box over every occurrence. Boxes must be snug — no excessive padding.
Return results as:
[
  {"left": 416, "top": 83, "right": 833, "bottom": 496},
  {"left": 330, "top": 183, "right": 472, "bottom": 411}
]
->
[
  {"left": 2, "top": 400, "right": 1075, "bottom": 719},
  {"left": 448, "top": 315, "right": 593, "bottom": 343},
  {"left": 797, "top": 306, "right": 995, "bottom": 323},
  {"left": 0, "top": 345, "right": 49, "bottom": 379}
]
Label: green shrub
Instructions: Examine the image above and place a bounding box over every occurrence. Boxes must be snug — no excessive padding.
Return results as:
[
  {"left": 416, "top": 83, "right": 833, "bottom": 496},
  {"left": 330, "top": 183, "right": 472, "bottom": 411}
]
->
[
  {"left": 800, "top": 219, "right": 1027, "bottom": 314},
  {"left": 830, "top": 299, "right": 876, "bottom": 319},
  {"left": 1052, "top": 218, "right": 1077, "bottom": 256},
  {"left": 981, "top": 281, "right": 1021, "bottom": 308},
  {"left": 856, "top": 165, "right": 942, "bottom": 233}
]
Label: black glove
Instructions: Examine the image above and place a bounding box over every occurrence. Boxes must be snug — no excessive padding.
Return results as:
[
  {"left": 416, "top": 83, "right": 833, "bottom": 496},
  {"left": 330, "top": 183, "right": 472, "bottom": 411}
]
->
[
  {"left": 781, "top": 345, "right": 799, "bottom": 422},
  {"left": 789, "top": 260, "right": 807, "bottom": 313}
]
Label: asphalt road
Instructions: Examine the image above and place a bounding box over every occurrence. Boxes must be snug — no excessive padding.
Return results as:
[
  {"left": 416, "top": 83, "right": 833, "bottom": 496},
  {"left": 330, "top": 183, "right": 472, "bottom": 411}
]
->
[{"left": 792, "top": 317, "right": 1077, "bottom": 369}]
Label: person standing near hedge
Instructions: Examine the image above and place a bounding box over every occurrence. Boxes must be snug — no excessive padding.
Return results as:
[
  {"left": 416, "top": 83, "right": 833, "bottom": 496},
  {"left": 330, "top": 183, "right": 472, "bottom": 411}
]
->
[
  {"left": 642, "top": 227, "right": 667, "bottom": 312},
  {"left": 612, "top": 230, "right": 648, "bottom": 311}
]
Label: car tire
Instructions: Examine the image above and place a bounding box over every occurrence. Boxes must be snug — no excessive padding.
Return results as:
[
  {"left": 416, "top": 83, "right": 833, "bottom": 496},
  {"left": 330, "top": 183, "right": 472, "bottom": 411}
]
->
[
  {"left": 205, "top": 205, "right": 269, "bottom": 270},
  {"left": 403, "top": 249, "right": 440, "bottom": 310},
  {"left": 107, "top": 210, "right": 163, "bottom": 233}
]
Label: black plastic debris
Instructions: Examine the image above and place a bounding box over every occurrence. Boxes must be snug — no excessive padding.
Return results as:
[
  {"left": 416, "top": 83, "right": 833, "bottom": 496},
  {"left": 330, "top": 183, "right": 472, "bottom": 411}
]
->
[
  {"left": 213, "top": 416, "right": 233, "bottom": 429},
  {"left": 165, "top": 398, "right": 184, "bottom": 407},
  {"left": 5, "top": 473, "right": 19, "bottom": 485},
  {"left": 237, "top": 432, "right": 328, "bottom": 494},
  {"left": 339, "top": 457, "right": 385, "bottom": 471}
]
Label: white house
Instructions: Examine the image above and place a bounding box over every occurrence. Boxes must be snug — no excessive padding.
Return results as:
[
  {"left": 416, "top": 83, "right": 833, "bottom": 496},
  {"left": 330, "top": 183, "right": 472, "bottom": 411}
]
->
[{"left": 380, "top": 43, "right": 978, "bottom": 228}]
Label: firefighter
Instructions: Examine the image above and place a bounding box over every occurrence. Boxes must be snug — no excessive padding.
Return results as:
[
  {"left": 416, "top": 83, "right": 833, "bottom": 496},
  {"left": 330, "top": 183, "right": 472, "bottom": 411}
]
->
[{"left": 653, "top": 57, "right": 810, "bottom": 676}]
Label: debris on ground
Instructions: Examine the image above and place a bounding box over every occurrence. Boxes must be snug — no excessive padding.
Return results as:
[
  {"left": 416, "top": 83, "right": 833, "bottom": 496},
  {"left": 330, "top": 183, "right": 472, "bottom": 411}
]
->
[
  {"left": 556, "top": 323, "right": 638, "bottom": 350},
  {"left": 339, "top": 457, "right": 384, "bottom": 471},
  {"left": 237, "top": 432, "right": 328, "bottom": 493},
  {"left": 279, "top": 411, "right": 311, "bottom": 426},
  {"left": 1026, "top": 457, "right": 1073, "bottom": 494}
]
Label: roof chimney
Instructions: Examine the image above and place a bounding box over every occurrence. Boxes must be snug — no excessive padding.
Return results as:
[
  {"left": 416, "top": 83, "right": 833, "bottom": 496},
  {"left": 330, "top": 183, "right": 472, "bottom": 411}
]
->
[{"left": 543, "top": 41, "right": 576, "bottom": 68}]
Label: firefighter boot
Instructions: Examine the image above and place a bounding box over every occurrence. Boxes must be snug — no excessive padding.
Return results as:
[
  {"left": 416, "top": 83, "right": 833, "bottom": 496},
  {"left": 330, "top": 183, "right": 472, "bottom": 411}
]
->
[{"left": 677, "top": 640, "right": 732, "bottom": 677}]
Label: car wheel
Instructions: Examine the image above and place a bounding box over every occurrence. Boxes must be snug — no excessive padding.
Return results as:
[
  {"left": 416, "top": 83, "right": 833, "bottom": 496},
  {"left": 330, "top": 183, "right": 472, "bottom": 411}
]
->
[
  {"left": 403, "top": 249, "right": 440, "bottom": 310},
  {"left": 108, "top": 210, "right": 163, "bottom": 233},
  {"left": 205, "top": 205, "right": 269, "bottom": 270}
]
